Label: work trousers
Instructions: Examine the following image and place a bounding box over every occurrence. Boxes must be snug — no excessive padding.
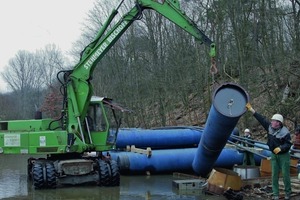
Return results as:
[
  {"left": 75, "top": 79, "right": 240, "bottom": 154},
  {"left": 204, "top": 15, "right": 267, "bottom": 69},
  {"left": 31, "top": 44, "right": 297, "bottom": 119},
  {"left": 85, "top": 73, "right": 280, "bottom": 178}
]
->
[
  {"left": 271, "top": 152, "right": 291, "bottom": 197},
  {"left": 243, "top": 152, "right": 255, "bottom": 166}
]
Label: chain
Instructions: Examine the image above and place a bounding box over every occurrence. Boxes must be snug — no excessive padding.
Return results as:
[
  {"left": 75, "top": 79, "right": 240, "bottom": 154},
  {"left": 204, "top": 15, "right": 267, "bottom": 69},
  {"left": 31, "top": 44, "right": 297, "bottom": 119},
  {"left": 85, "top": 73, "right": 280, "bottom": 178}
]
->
[
  {"left": 209, "top": 43, "right": 217, "bottom": 86},
  {"left": 227, "top": 99, "right": 234, "bottom": 116},
  {"left": 210, "top": 57, "right": 218, "bottom": 75}
]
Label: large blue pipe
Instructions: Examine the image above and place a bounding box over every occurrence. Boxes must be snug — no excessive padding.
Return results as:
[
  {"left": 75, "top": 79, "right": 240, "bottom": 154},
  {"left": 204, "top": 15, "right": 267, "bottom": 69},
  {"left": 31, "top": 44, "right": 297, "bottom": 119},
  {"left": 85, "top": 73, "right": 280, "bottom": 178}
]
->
[
  {"left": 116, "top": 126, "right": 237, "bottom": 149},
  {"left": 192, "top": 83, "right": 249, "bottom": 177},
  {"left": 115, "top": 148, "right": 244, "bottom": 174},
  {"left": 116, "top": 126, "right": 204, "bottom": 149}
]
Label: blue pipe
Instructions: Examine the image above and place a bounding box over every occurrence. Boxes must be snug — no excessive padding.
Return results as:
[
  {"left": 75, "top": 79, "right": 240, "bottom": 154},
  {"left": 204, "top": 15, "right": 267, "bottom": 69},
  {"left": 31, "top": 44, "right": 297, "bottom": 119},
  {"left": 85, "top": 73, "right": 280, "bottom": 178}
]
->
[
  {"left": 116, "top": 126, "right": 237, "bottom": 149},
  {"left": 254, "top": 150, "right": 271, "bottom": 164},
  {"left": 192, "top": 83, "right": 249, "bottom": 177},
  {"left": 227, "top": 127, "right": 240, "bottom": 143},
  {"left": 115, "top": 147, "right": 244, "bottom": 174},
  {"left": 116, "top": 126, "right": 204, "bottom": 149}
]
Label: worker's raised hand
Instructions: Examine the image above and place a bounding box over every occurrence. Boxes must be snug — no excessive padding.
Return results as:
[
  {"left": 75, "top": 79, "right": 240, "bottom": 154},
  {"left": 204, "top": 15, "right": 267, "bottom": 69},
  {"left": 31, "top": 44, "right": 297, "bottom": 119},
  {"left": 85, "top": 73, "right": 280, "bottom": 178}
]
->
[
  {"left": 246, "top": 103, "right": 255, "bottom": 114},
  {"left": 273, "top": 147, "right": 281, "bottom": 154}
]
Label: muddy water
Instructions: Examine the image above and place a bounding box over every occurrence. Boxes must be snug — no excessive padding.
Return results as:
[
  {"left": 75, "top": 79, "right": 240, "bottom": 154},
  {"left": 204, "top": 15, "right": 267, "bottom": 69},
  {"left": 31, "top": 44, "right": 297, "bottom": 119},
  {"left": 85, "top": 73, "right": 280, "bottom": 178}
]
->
[{"left": 0, "top": 155, "right": 227, "bottom": 200}]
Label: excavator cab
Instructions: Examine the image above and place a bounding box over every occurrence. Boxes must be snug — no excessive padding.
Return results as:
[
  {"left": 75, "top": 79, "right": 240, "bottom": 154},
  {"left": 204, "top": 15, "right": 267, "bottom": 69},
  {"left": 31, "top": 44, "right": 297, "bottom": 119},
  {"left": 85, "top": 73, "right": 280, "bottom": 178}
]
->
[
  {"left": 87, "top": 96, "right": 131, "bottom": 150},
  {"left": 86, "top": 100, "right": 107, "bottom": 132}
]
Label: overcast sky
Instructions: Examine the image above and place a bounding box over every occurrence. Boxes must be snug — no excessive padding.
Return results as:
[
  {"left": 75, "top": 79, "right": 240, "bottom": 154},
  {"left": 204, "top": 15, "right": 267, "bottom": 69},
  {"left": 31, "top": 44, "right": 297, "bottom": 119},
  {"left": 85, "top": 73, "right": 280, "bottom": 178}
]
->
[{"left": 0, "top": 0, "right": 96, "bottom": 92}]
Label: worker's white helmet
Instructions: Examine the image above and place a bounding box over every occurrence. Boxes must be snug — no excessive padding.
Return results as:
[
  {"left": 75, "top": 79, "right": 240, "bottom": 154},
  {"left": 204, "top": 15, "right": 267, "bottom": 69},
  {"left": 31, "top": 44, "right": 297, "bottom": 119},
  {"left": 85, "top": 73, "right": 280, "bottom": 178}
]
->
[
  {"left": 271, "top": 114, "right": 283, "bottom": 123},
  {"left": 244, "top": 129, "right": 250, "bottom": 133}
]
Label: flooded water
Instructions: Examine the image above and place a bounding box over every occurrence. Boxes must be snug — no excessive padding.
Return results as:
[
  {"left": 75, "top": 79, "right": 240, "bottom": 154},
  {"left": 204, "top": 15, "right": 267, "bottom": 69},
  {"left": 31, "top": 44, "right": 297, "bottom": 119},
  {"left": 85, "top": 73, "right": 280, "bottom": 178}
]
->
[{"left": 0, "top": 155, "right": 228, "bottom": 200}]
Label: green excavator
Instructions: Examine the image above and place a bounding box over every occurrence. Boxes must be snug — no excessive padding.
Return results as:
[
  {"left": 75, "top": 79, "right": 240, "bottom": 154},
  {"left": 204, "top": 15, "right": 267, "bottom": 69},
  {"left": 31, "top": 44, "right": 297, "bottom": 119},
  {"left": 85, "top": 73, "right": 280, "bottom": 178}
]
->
[{"left": 0, "top": 0, "right": 215, "bottom": 189}]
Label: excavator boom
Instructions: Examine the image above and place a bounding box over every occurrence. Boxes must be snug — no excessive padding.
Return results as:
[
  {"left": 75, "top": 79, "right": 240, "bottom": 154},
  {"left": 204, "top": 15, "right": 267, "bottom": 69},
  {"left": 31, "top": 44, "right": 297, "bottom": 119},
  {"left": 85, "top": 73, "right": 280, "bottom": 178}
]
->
[{"left": 67, "top": 0, "right": 215, "bottom": 137}]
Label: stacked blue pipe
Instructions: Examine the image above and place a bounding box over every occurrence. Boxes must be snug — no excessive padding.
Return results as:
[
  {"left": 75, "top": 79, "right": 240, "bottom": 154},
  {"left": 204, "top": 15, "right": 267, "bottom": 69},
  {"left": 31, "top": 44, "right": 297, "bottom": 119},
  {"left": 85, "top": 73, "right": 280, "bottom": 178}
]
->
[
  {"left": 116, "top": 126, "right": 204, "bottom": 149},
  {"left": 115, "top": 147, "right": 244, "bottom": 174},
  {"left": 192, "top": 83, "right": 249, "bottom": 177}
]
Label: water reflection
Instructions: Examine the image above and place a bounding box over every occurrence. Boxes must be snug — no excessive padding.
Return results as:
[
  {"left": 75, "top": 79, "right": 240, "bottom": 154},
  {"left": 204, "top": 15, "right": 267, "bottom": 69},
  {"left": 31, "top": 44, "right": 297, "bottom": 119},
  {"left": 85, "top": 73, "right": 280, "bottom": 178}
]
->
[
  {"left": 0, "top": 155, "right": 30, "bottom": 199},
  {"left": 120, "top": 175, "right": 175, "bottom": 199},
  {"left": 29, "top": 186, "right": 120, "bottom": 200},
  {"left": 0, "top": 155, "right": 226, "bottom": 200}
]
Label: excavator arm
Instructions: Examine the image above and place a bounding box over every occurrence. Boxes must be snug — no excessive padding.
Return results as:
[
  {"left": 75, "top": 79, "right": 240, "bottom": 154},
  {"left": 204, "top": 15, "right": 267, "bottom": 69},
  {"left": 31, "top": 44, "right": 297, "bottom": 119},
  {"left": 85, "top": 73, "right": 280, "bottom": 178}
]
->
[{"left": 65, "top": 0, "right": 216, "bottom": 142}]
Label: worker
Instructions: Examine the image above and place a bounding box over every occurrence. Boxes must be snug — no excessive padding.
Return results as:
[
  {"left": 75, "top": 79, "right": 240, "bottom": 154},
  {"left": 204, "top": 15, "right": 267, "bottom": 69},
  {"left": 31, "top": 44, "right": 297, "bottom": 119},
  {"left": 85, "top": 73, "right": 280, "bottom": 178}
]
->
[
  {"left": 243, "top": 129, "right": 253, "bottom": 146},
  {"left": 246, "top": 103, "right": 292, "bottom": 200},
  {"left": 242, "top": 128, "right": 255, "bottom": 166}
]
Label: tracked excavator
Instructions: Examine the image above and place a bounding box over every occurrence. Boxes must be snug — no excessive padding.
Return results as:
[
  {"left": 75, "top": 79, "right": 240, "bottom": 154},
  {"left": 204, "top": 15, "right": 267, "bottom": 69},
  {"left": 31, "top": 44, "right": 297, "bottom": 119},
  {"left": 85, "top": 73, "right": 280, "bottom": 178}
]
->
[{"left": 0, "top": 0, "right": 215, "bottom": 189}]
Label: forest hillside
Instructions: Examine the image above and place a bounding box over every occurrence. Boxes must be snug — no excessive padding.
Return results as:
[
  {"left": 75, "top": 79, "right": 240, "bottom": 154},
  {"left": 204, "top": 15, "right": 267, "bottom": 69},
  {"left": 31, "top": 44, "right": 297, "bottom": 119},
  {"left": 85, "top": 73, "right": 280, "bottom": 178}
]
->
[{"left": 0, "top": 0, "right": 299, "bottom": 143}]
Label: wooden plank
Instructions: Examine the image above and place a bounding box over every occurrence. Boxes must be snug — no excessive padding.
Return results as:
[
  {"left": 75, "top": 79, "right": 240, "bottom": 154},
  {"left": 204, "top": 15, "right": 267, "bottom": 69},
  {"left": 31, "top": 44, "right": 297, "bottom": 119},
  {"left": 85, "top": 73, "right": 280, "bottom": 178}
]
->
[{"left": 127, "top": 145, "right": 152, "bottom": 157}]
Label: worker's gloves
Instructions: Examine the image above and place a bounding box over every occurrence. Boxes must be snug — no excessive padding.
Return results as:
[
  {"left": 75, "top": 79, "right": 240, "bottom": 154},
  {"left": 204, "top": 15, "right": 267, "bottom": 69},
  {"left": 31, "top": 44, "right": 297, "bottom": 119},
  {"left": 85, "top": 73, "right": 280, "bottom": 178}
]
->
[
  {"left": 246, "top": 103, "right": 255, "bottom": 114},
  {"left": 273, "top": 147, "right": 281, "bottom": 154}
]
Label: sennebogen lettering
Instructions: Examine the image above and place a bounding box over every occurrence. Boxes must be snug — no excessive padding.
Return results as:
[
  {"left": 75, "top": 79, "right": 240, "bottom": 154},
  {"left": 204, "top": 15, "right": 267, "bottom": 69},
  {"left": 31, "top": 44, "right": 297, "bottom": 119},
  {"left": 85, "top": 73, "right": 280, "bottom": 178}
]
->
[
  {"left": 84, "top": 20, "right": 128, "bottom": 70},
  {"left": 107, "top": 21, "right": 128, "bottom": 43},
  {"left": 84, "top": 42, "right": 108, "bottom": 70}
]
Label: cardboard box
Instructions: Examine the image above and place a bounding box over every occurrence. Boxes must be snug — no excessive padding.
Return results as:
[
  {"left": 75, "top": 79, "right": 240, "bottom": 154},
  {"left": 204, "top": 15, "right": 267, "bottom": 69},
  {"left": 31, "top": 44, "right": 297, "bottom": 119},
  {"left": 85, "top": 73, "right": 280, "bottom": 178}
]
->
[{"left": 260, "top": 158, "right": 298, "bottom": 177}]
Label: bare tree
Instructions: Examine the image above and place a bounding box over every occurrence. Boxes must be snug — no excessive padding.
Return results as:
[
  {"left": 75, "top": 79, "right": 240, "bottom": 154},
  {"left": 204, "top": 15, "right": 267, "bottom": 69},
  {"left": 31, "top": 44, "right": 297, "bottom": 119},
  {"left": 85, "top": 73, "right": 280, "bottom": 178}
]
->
[
  {"left": 2, "top": 50, "right": 39, "bottom": 91},
  {"left": 1, "top": 44, "right": 66, "bottom": 119},
  {"left": 36, "top": 44, "right": 65, "bottom": 87},
  {"left": 1, "top": 51, "right": 39, "bottom": 118}
]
